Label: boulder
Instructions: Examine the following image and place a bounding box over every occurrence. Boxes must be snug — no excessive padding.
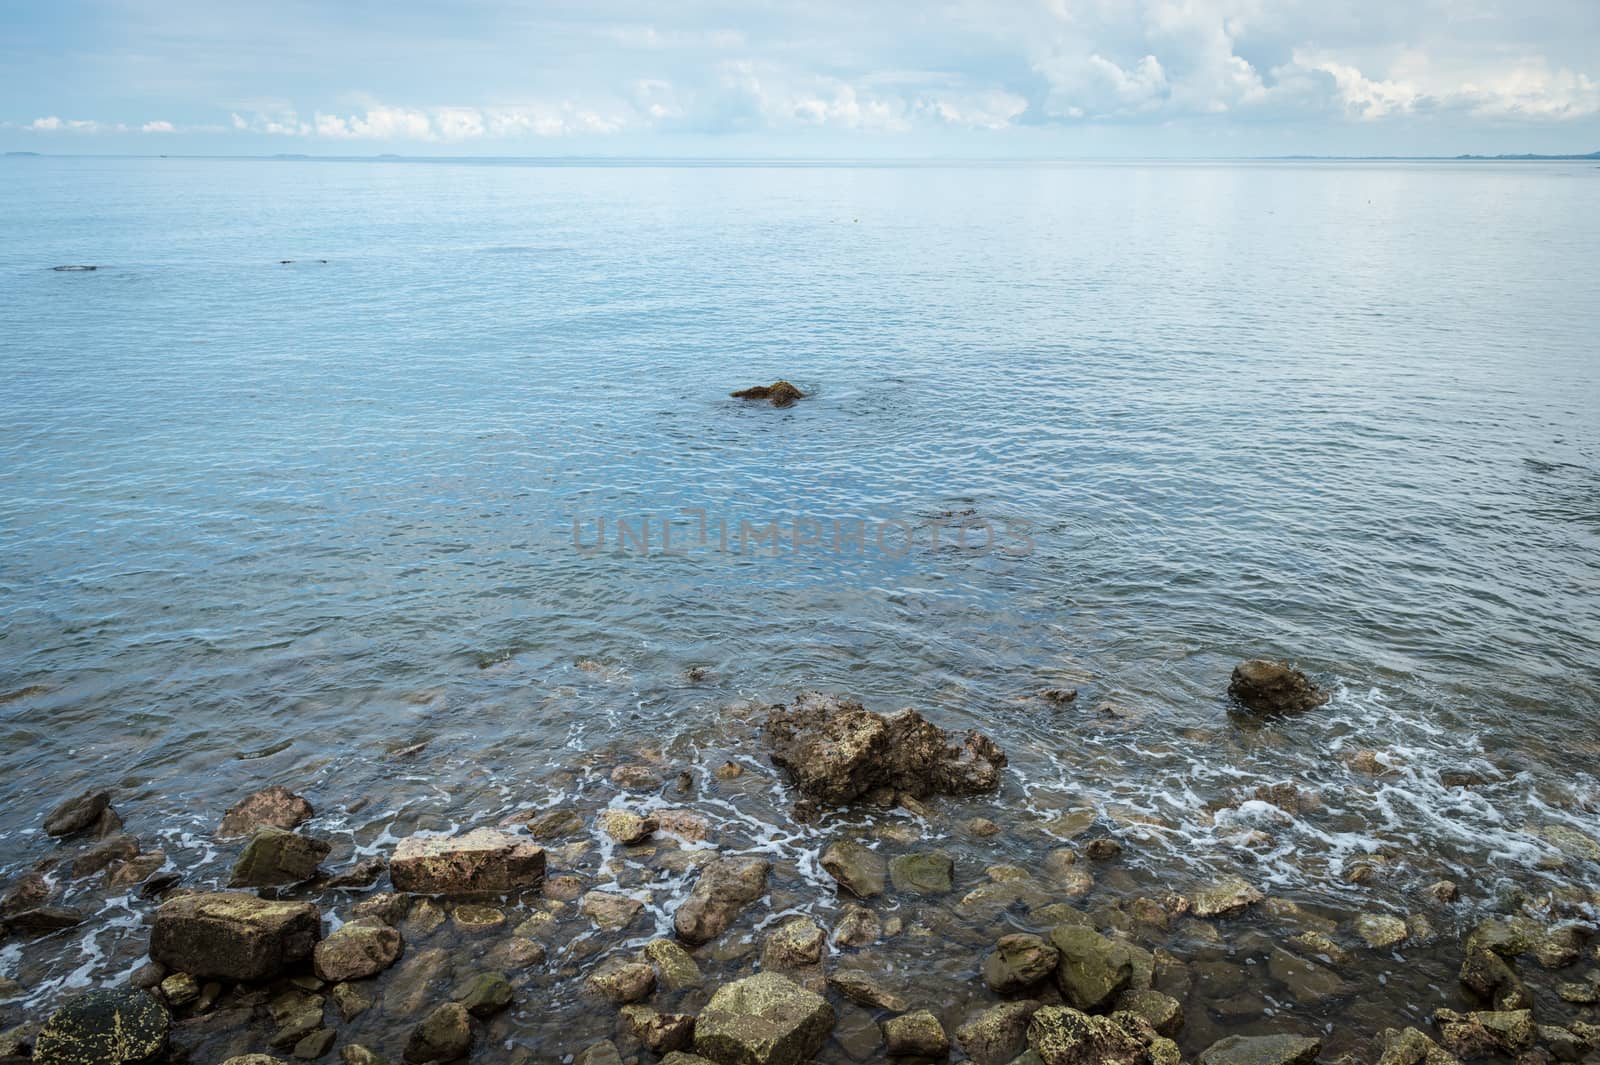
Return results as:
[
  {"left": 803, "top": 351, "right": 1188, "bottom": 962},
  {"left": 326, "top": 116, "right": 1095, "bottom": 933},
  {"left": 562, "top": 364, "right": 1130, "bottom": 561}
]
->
[
  {"left": 693, "top": 972, "right": 835, "bottom": 1065},
  {"left": 821, "top": 841, "right": 888, "bottom": 898},
  {"left": 1189, "top": 876, "right": 1265, "bottom": 918},
  {"left": 149, "top": 892, "right": 321, "bottom": 981},
  {"left": 1227, "top": 660, "right": 1328, "bottom": 715},
  {"left": 956, "top": 1001, "right": 1043, "bottom": 1065},
  {"left": 765, "top": 692, "right": 1006, "bottom": 810},
  {"left": 984, "top": 934, "right": 1061, "bottom": 993},
  {"left": 1026, "top": 1007, "right": 1149, "bottom": 1065},
  {"left": 884, "top": 1010, "right": 949, "bottom": 1058},
  {"left": 586, "top": 960, "right": 657, "bottom": 1004},
  {"left": 1, "top": 871, "right": 51, "bottom": 916},
  {"left": 889, "top": 852, "right": 955, "bottom": 895},
  {"left": 403, "top": 1002, "right": 472, "bottom": 1064},
  {"left": 313, "top": 917, "right": 403, "bottom": 981},
  {"left": 1195, "top": 1034, "right": 1323, "bottom": 1065},
  {"left": 1049, "top": 926, "right": 1135, "bottom": 1012},
  {"left": 599, "top": 810, "right": 658, "bottom": 845},
  {"left": 645, "top": 938, "right": 705, "bottom": 990},
  {"left": 675, "top": 856, "right": 770, "bottom": 944},
  {"left": 389, "top": 828, "right": 545, "bottom": 895},
  {"left": 730, "top": 381, "right": 805, "bottom": 408},
  {"left": 218, "top": 786, "right": 314, "bottom": 838},
  {"left": 230, "top": 828, "right": 331, "bottom": 887},
  {"left": 43, "top": 790, "right": 111, "bottom": 837},
  {"left": 622, "top": 1006, "right": 697, "bottom": 1054},
  {"left": 760, "top": 917, "right": 826, "bottom": 970},
  {"left": 581, "top": 890, "right": 644, "bottom": 930},
  {"left": 33, "top": 988, "right": 169, "bottom": 1065}
]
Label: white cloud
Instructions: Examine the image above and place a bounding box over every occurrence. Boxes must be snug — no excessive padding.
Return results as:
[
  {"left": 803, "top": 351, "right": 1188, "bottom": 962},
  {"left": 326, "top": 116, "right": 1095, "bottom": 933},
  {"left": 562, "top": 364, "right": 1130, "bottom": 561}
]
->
[{"left": 141, "top": 120, "right": 175, "bottom": 133}]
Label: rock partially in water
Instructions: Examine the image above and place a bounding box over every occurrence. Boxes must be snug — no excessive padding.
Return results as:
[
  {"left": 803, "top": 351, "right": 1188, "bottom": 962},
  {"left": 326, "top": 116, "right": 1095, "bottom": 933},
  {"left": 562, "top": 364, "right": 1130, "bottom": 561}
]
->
[
  {"left": 693, "top": 971, "right": 835, "bottom": 1065},
  {"left": 67, "top": 832, "right": 139, "bottom": 877},
  {"left": 1227, "top": 660, "right": 1329, "bottom": 715},
  {"left": 33, "top": 988, "right": 169, "bottom": 1065},
  {"left": 149, "top": 892, "right": 321, "bottom": 981},
  {"left": 956, "top": 1001, "right": 1043, "bottom": 1065},
  {"left": 51, "top": 265, "right": 98, "bottom": 272},
  {"left": 1433, "top": 1009, "right": 1535, "bottom": 1058},
  {"left": 883, "top": 1010, "right": 949, "bottom": 1059},
  {"left": 1353, "top": 913, "right": 1409, "bottom": 949},
  {"left": 389, "top": 828, "right": 545, "bottom": 895},
  {"left": 760, "top": 916, "right": 826, "bottom": 971},
  {"left": 221, "top": 1056, "right": 291, "bottom": 1065},
  {"left": 581, "top": 890, "right": 644, "bottom": 931},
  {"left": 1, "top": 870, "right": 51, "bottom": 916},
  {"left": 644, "top": 938, "right": 705, "bottom": 990},
  {"left": 820, "top": 841, "right": 887, "bottom": 898},
  {"left": 1376, "top": 1027, "right": 1460, "bottom": 1065},
  {"left": 403, "top": 1002, "right": 472, "bottom": 1064},
  {"left": 1195, "top": 1034, "right": 1323, "bottom": 1065},
  {"left": 321, "top": 856, "right": 387, "bottom": 890},
  {"left": 1114, "top": 990, "right": 1184, "bottom": 1038},
  {"left": 455, "top": 971, "right": 513, "bottom": 1017},
  {"left": 831, "top": 905, "right": 881, "bottom": 948},
  {"left": 230, "top": 827, "right": 331, "bottom": 887},
  {"left": 218, "top": 786, "right": 314, "bottom": 838},
  {"left": 622, "top": 1006, "right": 697, "bottom": 1054},
  {"left": 674, "top": 856, "right": 769, "bottom": 944},
  {"left": 730, "top": 381, "right": 806, "bottom": 408},
  {"left": 889, "top": 851, "right": 955, "bottom": 896},
  {"left": 766, "top": 693, "right": 1006, "bottom": 811},
  {"left": 599, "top": 809, "right": 658, "bottom": 845},
  {"left": 43, "top": 789, "right": 111, "bottom": 837},
  {"left": 1049, "top": 925, "right": 1135, "bottom": 1012},
  {"left": 526, "top": 808, "right": 584, "bottom": 840},
  {"left": 4, "top": 906, "right": 85, "bottom": 937},
  {"left": 1188, "top": 875, "right": 1265, "bottom": 918},
  {"left": 1026, "top": 1007, "right": 1151, "bottom": 1065},
  {"left": 313, "top": 917, "right": 403, "bottom": 982},
  {"left": 984, "top": 933, "right": 1061, "bottom": 993},
  {"left": 586, "top": 960, "right": 657, "bottom": 1004}
]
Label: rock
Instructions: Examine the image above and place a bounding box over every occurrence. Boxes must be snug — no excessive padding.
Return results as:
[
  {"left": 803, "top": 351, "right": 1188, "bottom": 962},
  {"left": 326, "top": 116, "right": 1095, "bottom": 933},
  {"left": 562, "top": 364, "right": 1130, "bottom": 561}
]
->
[
  {"left": 884, "top": 1010, "right": 949, "bottom": 1058},
  {"left": 1353, "top": 913, "right": 1409, "bottom": 949},
  {"left": 231, "top": 828, "right": 332, "bottom": 887},
  {"left": 483, "top": 935, "right": 545, "bottom": 970},
  {"left": 586, "top": 959, "right": 657, "bottom": 1004},
  {"left": 455, "top": 971, "right": 513, "bottom": 1017},
  {"left": 730, "top": 381, "right": 806, "bottom": 407},
  {"left": 150, "top": 892, "right": 321, "bottom": 981},
  {"left": 43, "top": 790, "right": 111, "bottom": 837},
  {"left": 765, "top": 692, "right": 1006, "bottom": 810},
  {"left": 450, "top": 903, "right": 505, "bottom": 933},
  {"left": 1196, "top": 1035, "right": 1323, "bottom": 1065},
  {"left": 575, "top": 1043, "right": 625, "bottom": 1065},
  {"left": 657, "top": 809, "right": 711, "bottom": 841},
  {"left": 128, "top": 962, "right": 165, "bottom": 990},
  {"left": 821, "top": 841, "right": 889, "bottom": 898},
  {"left": 1376, "top": 1027, "right": 1460, "bottom": 1065},
  {"left": 105, "top": 852, "right": 168, "bottom": 889},
  {"left": 645, "top": 937, "right": 705, "bottom": 989},
  {"left": 352, "top": 893, "right": 409, "bottom": 924},
  {"left": 956, "top": 1002, "right": 1043, "bottom": 1065},
  {"left": 832, "top": 906, "right": 881, "bottom": 948},
  {"left": 1049, "top": 925, "right": 1135, "bottom": 1012},
  {"left": 1459, "top": 948, "right": 1529, "bottom": 1010},
  {"left": 1227, "top": 660, "right": 1329, "bottom": 714},
  {"left": 222, "top": 1057, "right": 292, "bottom": 1065},
  {"left": 68, "top": 833, "right": 140, "bottom": 877},
  {"left": 675, "top": 856, "right": 770, "bottom": 944},
  {"left": 313, "top": 917, "right": 403, "bottom": 981},
  {"left": 33, "top": 988, "right": 169, "bottom": 1065},
  {"left": 218, "top": 786, "right": 314, "bottom": 838},
  {"left": 581, "top": 890, "right": 644, "bottom": 930},
  {"left": 1557, "top": 981, "right": 1599, "bottom": 1004},
  {"left": 331, "top": 982, "right": 372, "bottom": 1021},
  {"left": 525, "top": 808, "right": 584, "bottom": 840},
  {"left": 1267, "top": 949, "right": 1345, "bottom": 1004},
  {"left": 404, "top": 1002, "right": 472, "bottom": 1064},
  {"left": 622, "top": 1006, "right": 697, "bottom": 1054},
  {"left": 293, "top": 1028, "right": 336, "bottom": 1059},
  {"left": 612, "top": 763, "right": 662, "bottom": 788},
  {"left": 1286, "top": 931, "right": 1351, "bottom": 967},
  {"left": 1114, "top": 991, "right": 1183, "bottom": 1038},
  {"left": 322, "top": 857, "right": 387, "bottom": 890},
  {"left": 158, "top": 972, "right": 199, "bottom": 1008},
  {"left": 4, "top": 906, "right": 85, "bottom": 936},
  {"left": 1426, "top": 881, "right": 1459, "bottom": 903},
  {"left": 1189, "top": 876, "right": 1265, "bottom": 918},
  {"left": 984, "top": 934, "right": 1061, "bottom": 993},
  {"left": 1026, "top": 1007, "right": 1149, "bottom": 1065},
  {"left": 889, "top": 852, "right": 955, "bottom": 895},
  {"left": 1, "top": 871, "right": 51, "bottom": 916},
  {"left": 600, "top": 809, "right": 658, "bottom": 845},
  {"left": 693, "top": 971, "right": 835, "bottom": 1065},
  {"left": 381, "top": 947, "right": 453, "bottom": 1017},
  {"left": 761, "top": 917, "right": 826, "bottom": 970},
  {"left": 389, "top": 828, "right": 545, "bottom": 895},
  {"left": 828, "top": 970, "right": 908, "bottom": 1011},
  {"left": 1433, "top": 1010, "right": 1535, "bottom": 1058},
  {"left": 1085, "top": 839, "right": 1123, "bottom": 861}
]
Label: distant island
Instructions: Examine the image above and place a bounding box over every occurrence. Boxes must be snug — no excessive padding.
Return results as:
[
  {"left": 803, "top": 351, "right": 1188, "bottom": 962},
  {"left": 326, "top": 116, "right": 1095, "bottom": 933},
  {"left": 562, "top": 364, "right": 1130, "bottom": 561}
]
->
[
  {"left": 5, "top": 151, "right": 41, "bottom": 156},
  {"left": 1455, "top": 150, "right": 1600, "bottom": 160}
]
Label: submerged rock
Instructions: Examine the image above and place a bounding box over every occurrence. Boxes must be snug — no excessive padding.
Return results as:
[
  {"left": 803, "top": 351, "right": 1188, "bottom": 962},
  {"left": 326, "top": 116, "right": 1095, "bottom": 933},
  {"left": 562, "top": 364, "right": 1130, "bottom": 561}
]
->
[
  {"left": 33, "top": 988, "right": 169, "bottom": 1065},
  {"left": 149, "top": 892, "right": 321, "bottom": 981},
  {"left": 730, "top": 381, "right": 806, "bottom": 408},
  {"left": 456, "top": 971, "right": 513, "bottom": 1017},
  {"left": 230, "top": 827, "right": 331, "bottom": 886},
  {"left": 674, "top": 856, "right": 769, "bottom": 944},
  {"left": 218, "top": 786, "right": 314, "bottom": 838},
  {"left": 313, "top": 917, "right": 403, "bottom": 982},
  {"left": 43, "top": 789, "right": 111, "bottom": 837},
  {"left": 1195, "top": 1034, "right": 1323, "bottom": 1065},
  {"left": 765, "top": 692, "right": 1006, "bottom": 811},
  {"left": 389, "top": 828, "right": 545, "bottom": 895},
  {"left": 404, "top": 1002, "right": 472, "bottom": 1064},
  {"left": 821, "top": 841, "right": 888, "bottom": 898},
  {"left": 889, "top": 852, "right": 955, "bottom": 895},
  {"left": 693, "top": 971, "right": 835, "bottom": 1065},
  {"left": 984, "top": 933, "right": 1061, "bottom": 993},
  {"left": 1227, "top": 660, "right": 1329, "bottom": 715},
  {"left": 581, "top": 889, "right": 645, "bottom": 930}
]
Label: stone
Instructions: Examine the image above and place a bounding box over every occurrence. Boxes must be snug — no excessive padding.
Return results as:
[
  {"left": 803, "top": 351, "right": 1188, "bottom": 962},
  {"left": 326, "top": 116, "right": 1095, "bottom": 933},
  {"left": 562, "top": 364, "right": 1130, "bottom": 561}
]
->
[
  {"left": 150, "top": 892, "right": 321, "bottom": 981},
  {"left": 1189, "top": 876, "right": 1265, "bottom": 918},
  {"left": 622, "top": 1006, "right": 697, "bottom": 1054},
  {"left": 105, "top": 852, "right": 168, "bottom": 889},
  {"left": 322, "top": 857, "right": 387, "bottom": 889},
  {"left": 1114, "top": 991, "right": 1183, "bottom": 1038},
  {"left": 1287, "top": 931, "right": 1352, "bottom": 967},
  {"left": 890, "top": 852, "right": 955, "bottom": 895},
  {"left": 832, "top": 905, "right": 881, "bottom": 948},
  {"left": 645, "top": 938, "right": 705, "bottom": 989},
  {"left": 884, "top": 1010, "right": 949, "bottom": 1058},
  {"left": 1085, "top": 839, "right": 1123, "bottom": 861},
  {"left": 600, "top": 809, "right": 658, "bottom": 845},
  {"left": 352, "top": 893, "right": 409, "bottom": 924},
  {"left": 1433, "top": 1010, "right": 1535, "bottom": 1058},
  {"left": 575, "top": 1043, "right": 624, "bottom": 1065},
  {"left": 956, "top": 1002, "right": 1043, "bottom": 1065},
  {"left": 525, "top": 808, "right": 584, "bottom": 839},
  {"left": 1459, "top": 947, "right": 1529, "bottom": 1010},
  {"left": 1376, "top": 1027, "right": 1460, "bottom": 1065},
  {"left": 765, "top": 692, "right": 1006, "bottom": 810},
  {"left": 984, "top": 934, "right": 1061, "bottom": 993},
  {"left": 586, "top": 960, "right": 657, "bottom": 1004},
  {"left": 1, "top": 871, "right": 51, "bottom": 916},
  {"left": 33, "top": 988, "right": 169, "bottom": 1065},
  {"left": 450, "top": 903, "right": 505, "bottom": 933},
  {"left": 1227, "top": 660, "right": 1329, "bottom": 714},
  {"left": 1197, "top": 1035, "right": 1323, "bottom": 1065},
  {"left": 404, "top": 1002, "right": 472, "bottom": 1064},
  {"left": 390, "top": 828, "right": 545, "bottom": 895},
  {"left": 484, "top": 935, "right": 545, "bottom": 970},
  {"left": 730, "top": 381, "right": 806, "bottom": 407},
  {"left": 313, "top": 917, "right": 403, "bottom": 981},
  {"left": 1354, "top": 914, "right": 1409, "bottom": 949},
  {"left": 331, "top": 983, "right": 372, "bottom": 1021},
  {"left": 1267, "top": 948, "right": 1345, "bottom": 1004},
  {"left": 223, "top": 1058, "right": 292, "bottom": 1065},
  {"left": 1426, "top": 881, "right": 1459, "bottom": 903},
  {"left": 5, "top": 906, "right": 85, "bottom": 935},
  {"left": 68, "top": 833, "right": 140, "bottom": 877},
  {"left": 159, "top": 972, "right": 199, "bottom": 1008},
  {"left": 1049, "top": 925, "right": 1135, "bottom": 1012},
  {"left": 455, "top": 971, "right": 513, "bottom": 1017},
  {"left": 218, "top": 786, "right": 314, "bottom": 838},
  {"left": 43, "top": 790, "right": 111, "bottom": 837},
  {"left": 231, "top": 828, "right": 332, "bottom": 887},
  {"left": 821, "top": 841, "right": 889, "bottom": 898},
  {"left": 381, "top": 947, "right": 453, "bottom": 1017},
  {"left": 658, "top": 809, "right": 712, "bottom": 841},
  {"left": 761, "top": 917, "right": 826, "bottom": 970},
  {"left": 693, "top": 971, "right": 835, "bottom": 1065},
  {"left": 293, "top": 1028, "right": 336, "bottom": 1060},
  {"left": 581, "top": 890, "right": 644, "bottom": 930},
  {"left": 1026, "top": 1007, "right": 1149, "bottom": 1065},
  {"left": 827, "top": 970, "right": 908, "bottom": 1011},
  {"left": 675, "top": 856, "right": 770, "bottom": 944}
]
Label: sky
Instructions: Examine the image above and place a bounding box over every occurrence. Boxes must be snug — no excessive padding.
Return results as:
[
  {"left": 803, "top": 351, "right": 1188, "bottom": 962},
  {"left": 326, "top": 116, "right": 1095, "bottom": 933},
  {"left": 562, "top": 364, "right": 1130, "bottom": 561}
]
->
[{"left": 3, "top": 0, "right": 1598, "bottom": 158}]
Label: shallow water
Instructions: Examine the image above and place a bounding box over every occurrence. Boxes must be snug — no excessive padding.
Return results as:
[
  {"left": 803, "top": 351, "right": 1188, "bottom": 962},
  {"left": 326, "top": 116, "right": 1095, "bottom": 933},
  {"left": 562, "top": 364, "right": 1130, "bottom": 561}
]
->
[{"left": 2, "top": 156, "right": 1599, "bottom": 1060}]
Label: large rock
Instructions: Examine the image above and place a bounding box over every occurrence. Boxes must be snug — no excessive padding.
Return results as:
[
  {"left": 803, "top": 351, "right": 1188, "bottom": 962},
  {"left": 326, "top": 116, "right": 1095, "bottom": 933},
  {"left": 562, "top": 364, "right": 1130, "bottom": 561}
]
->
[
  {"left": 1189, "top": 876, "right": 1265, "bottom": 919},
  {"left": 884, "top": 1010, "right": 949, "bottom": 1058},
  {"left": 43, "top": 790, "right": 111, "bottom": 837},
  {"left": 33, "top": 989, "right": 169, "bottom": 1065},
  {"left": 404, "top": 1002, "right": 472, "bottom": 1064},
  {"left": 984, "top": 933, "right": 1061, "bottom": 994},
  {"left": 1026, "top": 1007, "right": 1150, "bottom": 1065},
  {"left": 1227, "top": 660, "right": 1329, "bottom": 714},
  {"left": 313, "top": 917, "right": 403, "bottom": 981},
  {"left": 1196, "top": 1034, "right": 1323, "bottom": 1065},
  {"left": 765, "top": 692, "right": 1006, "bottom": 810},
  {"left": 1376, "top": 1028, "right": 1460, "bottom": 1065},
  {"left": 957, "top": 1001, "right": 1044, "bottom": 1065},
  {"left": 730, "top": 381, "right": 805, "bottom": 408},
  {"left": 389, "top": 828, "right": 545, "bottom": 895},
  {"left": 1049, "top": 926, "right": 1135, "bottom": 1012},
  {"left": 820, "top": 841, "right": 887, "bottom": 898},
  {"left": 230, "top": 827, "right": 331, "bottom": 886},
  {"left": 1432, "top": 1010, "right": 1534, "bottom": 1058},
  {"left": 675, "top": 856, "right": 769, "bottom": 944},
  {"left": 693, "top": 972, "right": 835, "bottom": 1065},
  {"left": 645, "top": 938, "right": 706, "bottom": 990},
  {"left": 218, "top": 786, "right": 314, "bottom": 838},
  {"left": 149, "top": 892, "right": 321, "bottom": 981}
]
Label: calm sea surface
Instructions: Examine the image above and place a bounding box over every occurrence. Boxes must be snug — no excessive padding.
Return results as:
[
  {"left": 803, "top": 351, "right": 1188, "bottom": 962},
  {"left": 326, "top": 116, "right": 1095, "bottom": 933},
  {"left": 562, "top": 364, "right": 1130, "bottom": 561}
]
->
[{"left": 2, "top": 156, "right": 1598, "bottom": 1057}]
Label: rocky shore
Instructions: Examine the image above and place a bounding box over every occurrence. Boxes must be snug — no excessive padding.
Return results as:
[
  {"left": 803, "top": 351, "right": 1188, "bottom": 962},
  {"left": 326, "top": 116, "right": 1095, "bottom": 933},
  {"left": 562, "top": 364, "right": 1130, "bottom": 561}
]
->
[{"left": 1, "top": 670, "right": 1598, "bottom": 1065}]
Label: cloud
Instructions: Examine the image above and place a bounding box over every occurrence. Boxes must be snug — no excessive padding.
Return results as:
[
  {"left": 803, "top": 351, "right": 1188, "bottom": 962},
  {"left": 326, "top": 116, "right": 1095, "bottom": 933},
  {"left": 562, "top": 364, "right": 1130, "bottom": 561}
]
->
[{"left": 141, "top": 120, "right": 175, "bottom": 133}]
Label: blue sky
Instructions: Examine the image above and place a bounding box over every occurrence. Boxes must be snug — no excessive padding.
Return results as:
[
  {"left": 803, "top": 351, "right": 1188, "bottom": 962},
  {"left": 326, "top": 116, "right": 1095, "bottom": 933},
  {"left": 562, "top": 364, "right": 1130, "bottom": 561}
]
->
[{"left": 4, "top": 0, "right": 1598, "bottom": 157}]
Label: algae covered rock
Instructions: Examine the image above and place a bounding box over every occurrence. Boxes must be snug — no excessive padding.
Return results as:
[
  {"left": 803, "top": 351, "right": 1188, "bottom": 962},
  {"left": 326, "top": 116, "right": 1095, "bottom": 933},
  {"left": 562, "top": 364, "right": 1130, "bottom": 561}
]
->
[
  {"left": 314, "top": 917, "right": 403, "bottom": 982},
  {"left": 1195, "top": 1034, "right": 1323, "bottom": 1065},
  {"left": 150, "top": 892, "right": 321, "bottom": 981},
  {"left": 674, "top": 856, "right": 769, "bottom": 944},
  {"left": 1026, "top": 1007, "right": 1149, "bottom": 1065},
  {"left": 1049, "top": 925, "right": 1135, "bottom": 1012},
  {"left": 230, "top": 827, "right": 332, "bottom": 886},
  {"left": 693, "top": 971, "right": 835, "bottom": 1065},
  {"left": 820, "top": 841, "right": 888, "bottom": 898},
  {"left": 456, "top": 971, "right": 513, "bottom": 1017},
  {"left": 33, "top": 989, "right": 170, "bottom": 1065},
  {"left": 1227, "top": 660, "right": 1329, "bottom": 715}
]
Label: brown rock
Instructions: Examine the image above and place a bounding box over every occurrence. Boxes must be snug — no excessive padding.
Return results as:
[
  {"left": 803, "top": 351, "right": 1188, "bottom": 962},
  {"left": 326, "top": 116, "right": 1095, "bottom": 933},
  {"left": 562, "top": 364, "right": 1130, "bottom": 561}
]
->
[
  {"left": 313, "top": 918, "right": 403, "bottom": 982},
  {"left": 149, "top": 892, "right": 321, "bottom": 981},
  {"left": 984, "top": 933, "right": 1061, "bottom": 993},
  {"left": 674, "top": 856, "right": 769, "bottom": 944},
  {"left": 43, "top": 789, "right": 112, "bottom": 837},
  {"left": 1227, "top": 660, "right": 1329, "bottom": 714},
  {"left": 389, "top": 828, "right": 545, "bottom": 895},
  {"left": 730, "top": 381, "right": 806, "bottom": 407},
  {"left": 218, "top": 786, "right": 314, "bottom": 839}
]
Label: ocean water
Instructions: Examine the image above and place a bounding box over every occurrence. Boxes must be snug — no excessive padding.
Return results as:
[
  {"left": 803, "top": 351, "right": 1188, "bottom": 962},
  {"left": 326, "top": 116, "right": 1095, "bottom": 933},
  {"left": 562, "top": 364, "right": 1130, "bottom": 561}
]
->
[{"left": 2, "top": 156, "right": 1599, "bottom": 1058}]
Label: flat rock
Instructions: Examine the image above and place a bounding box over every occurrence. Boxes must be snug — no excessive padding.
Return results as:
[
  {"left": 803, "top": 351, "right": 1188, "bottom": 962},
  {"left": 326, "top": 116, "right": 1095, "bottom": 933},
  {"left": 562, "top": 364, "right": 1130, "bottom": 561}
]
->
[
  {"left": 390, "top": 828, "right": 545, "bottom": 895},
  {"left": 693, "top": 971, "right": 835, "bottom": 1065},
  {"left": 313, "top": 917, "right": 403, "bottom": 982},
  {"left": 150, "top": 892, "right": 321, "bottom": 981},
  {"left": 218, "top": 786, "right": 314, "bottom": 838},
  {"left": 1196, "top": 1034, "right": 1323, "bottom": 1065},
  {"left": 33, "top": 988, "right": 170, "bottom": 1065},
  {"left": 674, "top": 856, "right": 769, "bottom": 944}
]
